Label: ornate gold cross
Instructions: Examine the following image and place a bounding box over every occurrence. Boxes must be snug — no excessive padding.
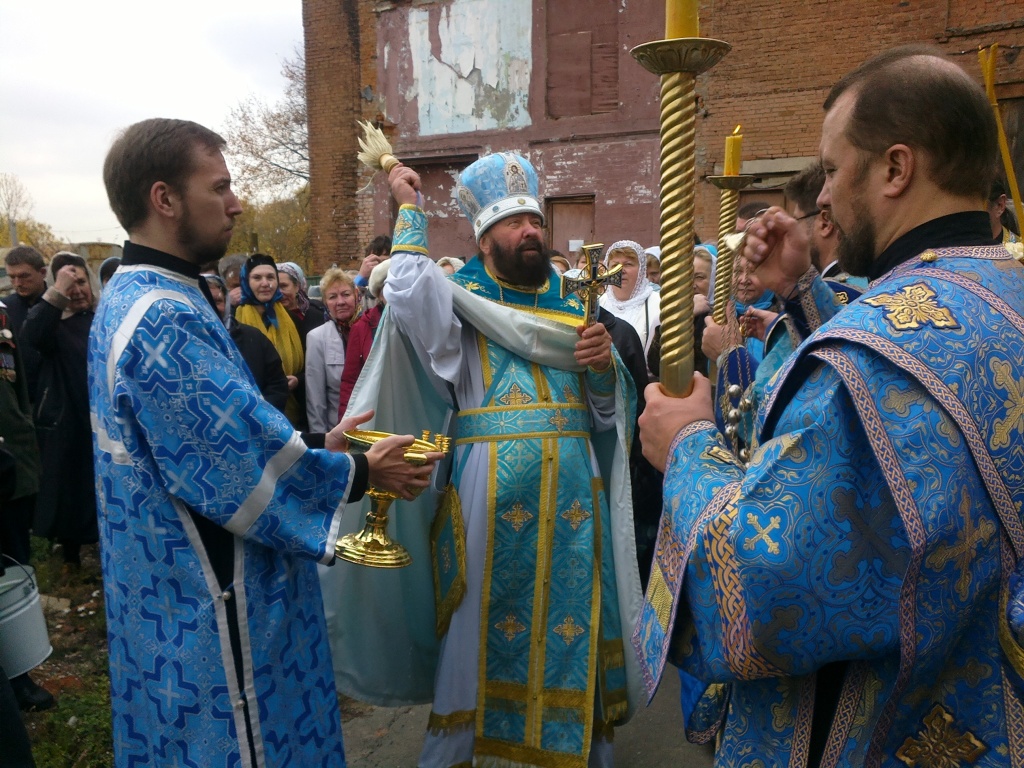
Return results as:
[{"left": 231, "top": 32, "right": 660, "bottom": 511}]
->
[
  {"left": 743, "top": 513, "right": 781, "bottom": 555},
  {"left": 561, "top": 243, "right": 622, "bottom": 326}
]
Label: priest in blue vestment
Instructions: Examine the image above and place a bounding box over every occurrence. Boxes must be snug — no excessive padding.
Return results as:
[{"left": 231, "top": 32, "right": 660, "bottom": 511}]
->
[{"left": 635, "top": 46, "right": 1024, "bottom": 767}]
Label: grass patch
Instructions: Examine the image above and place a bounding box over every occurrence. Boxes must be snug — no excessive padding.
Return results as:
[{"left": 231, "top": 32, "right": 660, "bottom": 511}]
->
[{"left": 21, "top": 539, "right": 112, "bottom": 768}]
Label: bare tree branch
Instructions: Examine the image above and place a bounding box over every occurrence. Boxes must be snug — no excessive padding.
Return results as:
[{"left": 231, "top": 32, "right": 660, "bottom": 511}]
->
[
  {"left": 224, "top": 51, "right": 309, "bottom": 200},
  {"left": 0, "top": 172, "right": 33, "bottom": 223}
]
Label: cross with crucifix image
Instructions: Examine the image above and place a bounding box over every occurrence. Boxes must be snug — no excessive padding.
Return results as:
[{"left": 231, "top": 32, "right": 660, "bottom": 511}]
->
[{"left": 560, "top": 243, "right": 623, "bottom": 326}]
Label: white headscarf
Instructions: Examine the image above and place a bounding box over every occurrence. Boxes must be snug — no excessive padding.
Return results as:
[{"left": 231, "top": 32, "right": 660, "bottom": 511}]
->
[
  {"left": 599, "top": 240, "right": 654, "bottom": 313},
  {"left": 598, "top": 239, "right": 660, "bottom": 359}
]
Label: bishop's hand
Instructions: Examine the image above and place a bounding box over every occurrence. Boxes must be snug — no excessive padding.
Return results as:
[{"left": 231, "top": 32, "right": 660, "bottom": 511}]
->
[
  {"left": 388, "top": 164, "right": 422, "bottom": 208},
  {"left": 365, "top": 435, "right": 442, "bottom": 501},
  {"left": 575, "top": 322, "right": 612, "bottom": 371}
]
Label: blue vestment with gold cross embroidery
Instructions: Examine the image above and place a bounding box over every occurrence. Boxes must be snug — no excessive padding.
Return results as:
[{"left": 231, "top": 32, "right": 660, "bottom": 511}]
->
[
  {"left": 320, "top": 206, "right": 645, "bottom": 768},
  {"left": 635, "top": 244, "right": 1024, "bottom": 766}
]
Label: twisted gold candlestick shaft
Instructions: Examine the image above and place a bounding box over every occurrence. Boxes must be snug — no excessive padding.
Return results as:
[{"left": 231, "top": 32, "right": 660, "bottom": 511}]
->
[
  {"left": 656, "top": 70, "right": 697, "bottom": 397},
  {"left": 631, "top": 37, "right": 730, "bottom": 398},
  {"left": 712, "top": 189, "right": 739, "bottom": 326}
]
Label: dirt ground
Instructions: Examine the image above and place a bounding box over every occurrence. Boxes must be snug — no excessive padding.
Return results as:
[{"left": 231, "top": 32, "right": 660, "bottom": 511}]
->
[{"left": 16, "top": 541, "right": 713, "bottom": 767}]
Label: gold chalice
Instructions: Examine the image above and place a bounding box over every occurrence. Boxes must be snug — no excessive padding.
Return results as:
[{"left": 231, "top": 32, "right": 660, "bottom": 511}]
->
[{"left": 335, "top": 429, "right": 451, "bottom": 568}]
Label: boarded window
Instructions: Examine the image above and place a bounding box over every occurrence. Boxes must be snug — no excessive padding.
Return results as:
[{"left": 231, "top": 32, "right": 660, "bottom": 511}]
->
[
  {"left": 546, "top": 196, "right": 596, "bottom": 257},
  {"left": 546, "top": 0, "right": 619, "bottom": 118}
]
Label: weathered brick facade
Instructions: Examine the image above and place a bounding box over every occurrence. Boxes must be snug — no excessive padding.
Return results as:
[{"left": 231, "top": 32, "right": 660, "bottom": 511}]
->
[{"left": 303, "top": 0, "right": 1024, "bottom": 269}]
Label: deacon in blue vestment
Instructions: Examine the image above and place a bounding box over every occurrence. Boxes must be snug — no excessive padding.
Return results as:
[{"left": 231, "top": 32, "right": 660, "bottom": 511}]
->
[
  {"left": 635, "top": 47, "right": 1024, "bottom": 767},
  {"left": 89, "top": 118, "right": 436, "bottom": 768}
]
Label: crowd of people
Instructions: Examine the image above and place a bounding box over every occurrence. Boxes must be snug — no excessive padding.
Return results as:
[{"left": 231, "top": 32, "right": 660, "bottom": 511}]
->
[{"left": 2, "top": 43, "right": 1024, "bottom": 768}]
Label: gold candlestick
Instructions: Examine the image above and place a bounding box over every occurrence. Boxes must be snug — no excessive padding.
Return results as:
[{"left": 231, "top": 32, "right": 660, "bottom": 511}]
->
[
  {"left": 707, "top": 175, "right": 755, "bottom": 326},
  {"left": 336, "top": 429, "right": 451, "bottom": 569},
  {"left": 631, "top": 38, "right": 731, "bottom": 397}
]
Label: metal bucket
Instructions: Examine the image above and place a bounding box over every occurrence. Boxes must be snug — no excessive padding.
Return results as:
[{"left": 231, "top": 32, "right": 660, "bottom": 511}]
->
[{"left": 0, "top": 557, "right": 53, "bottom": 678}]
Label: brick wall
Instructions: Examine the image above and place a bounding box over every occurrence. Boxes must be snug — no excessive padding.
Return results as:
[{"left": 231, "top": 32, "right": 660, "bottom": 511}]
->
[{"left": 304, "top": 0, "right": 1024, "bottom": 259}]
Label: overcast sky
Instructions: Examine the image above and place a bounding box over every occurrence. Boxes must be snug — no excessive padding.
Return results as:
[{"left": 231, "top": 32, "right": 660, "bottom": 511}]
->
[{"left": 0, "top": 0, "right": 304, "bottom": 245}]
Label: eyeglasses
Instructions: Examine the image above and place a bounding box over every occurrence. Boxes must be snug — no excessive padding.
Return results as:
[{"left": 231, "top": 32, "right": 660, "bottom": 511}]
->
[{"left": 795, "top": 209, "right": 821, "bottom": 221}]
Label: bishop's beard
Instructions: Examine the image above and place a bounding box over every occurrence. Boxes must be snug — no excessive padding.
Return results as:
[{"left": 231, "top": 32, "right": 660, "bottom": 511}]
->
[{"left": 489, "top": 236, "right": 550, "bottom": 288}]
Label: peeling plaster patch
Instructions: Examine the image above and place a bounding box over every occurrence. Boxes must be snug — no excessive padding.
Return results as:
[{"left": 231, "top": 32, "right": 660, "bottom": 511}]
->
[{"left": 408, "top": 0, "right": 532, "bottom": 136}]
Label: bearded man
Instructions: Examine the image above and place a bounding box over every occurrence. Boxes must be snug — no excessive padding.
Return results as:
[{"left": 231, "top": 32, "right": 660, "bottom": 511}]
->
[
  {"left": 322, "top": 153, "right": 643, "bottom": 768},
  {"left": 637, "top": 45, "right": 1024, "bottom": 767},
  {"left": 89, "top": 118, "right": 436, "bottom": 767}
]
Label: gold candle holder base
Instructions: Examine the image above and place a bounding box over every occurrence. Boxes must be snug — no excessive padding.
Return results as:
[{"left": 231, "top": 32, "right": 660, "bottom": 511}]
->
[
  {"left": 335, "top": 429, "right": 450, "bottom": 569},
  {"left": 707, "top": 175, "right": 756, "bottom": 192},
  {"left": 630, "top": 38, "right": 731, "bottom": 76}
]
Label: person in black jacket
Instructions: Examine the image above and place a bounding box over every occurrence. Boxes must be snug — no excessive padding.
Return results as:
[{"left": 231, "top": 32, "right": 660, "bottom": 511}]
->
[
  {"left": 598, "top": 305, "right": 663, "bottom": 588},
  {"left": 20, "top": 252, "right": 98, "bottom": 570},
  {"left": 0, "top": 300, "right": 56, "bottom": 717}
]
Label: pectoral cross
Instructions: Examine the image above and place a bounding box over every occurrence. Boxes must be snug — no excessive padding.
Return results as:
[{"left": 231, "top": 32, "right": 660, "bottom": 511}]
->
[{"left": 561, "top": 243, "right": 623, "bottom": 326}]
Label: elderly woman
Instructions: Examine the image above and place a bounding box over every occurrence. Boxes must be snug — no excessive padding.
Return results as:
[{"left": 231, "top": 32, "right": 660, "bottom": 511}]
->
[
  {"left": 277, "top": 261, "right": 326, "bottom": 348},
  {"left": 234, "top": 253, "right": 306, "bottom": 428},
  {"left": 597, "top": 239, "right": 661, "bottom": 371},
  {"left": 304, "top": 268, "right": 358, "bottom": 432},
  {"left": 20, "top": 252, "right": 99, "bottom": 570}
]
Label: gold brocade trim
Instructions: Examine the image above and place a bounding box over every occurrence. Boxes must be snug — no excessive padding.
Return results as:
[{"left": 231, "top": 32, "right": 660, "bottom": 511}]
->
[
  {"left": 481, "top": 681, "right": 588, "bottom": 708},
  {"left": 647, "top": 563, "right": 673, "bottom": 633},
  {"left": 586, "top": 475, "right": 603, "bottom": 738},
  {"left": 427, "top": 709, "right": 476, "bottom": 735},
  {"left": 601, "top": 642, "right": 625, "bottom": 671},
  {"left": 477, "top": 437, "right": 500, "bottom": 742},
  {"left": 489, "top": 302, "right": 584, "bottom": 326},
  {"left": 457, "top": 431, "right": 590, "bottom": 445},
  {"left": 478, "top": 331, "right": 493, "bottom": 400},
  {"left": 474, "top": 737, "right": 587, "bottom": 768},
  {"left": 431, "top": 483, "right": 467, "bottom": 638},
  {"left": 705, "top": 486, "right": 783, "bottom": 679},
  {"left": 533, "top": 361, "right": 552, "bottom": 402},
  {"left": 593, "top": 719, "right": 615, "bottom": 743},
  {"left": 526, "top": 432, "right": 558, "bottom": 746},
  {"left": 1000, "top": 540, "right": 1024, "bottom": 767},
  {"left": 458, "top": 402, "right": 589, "bottom": 417}
]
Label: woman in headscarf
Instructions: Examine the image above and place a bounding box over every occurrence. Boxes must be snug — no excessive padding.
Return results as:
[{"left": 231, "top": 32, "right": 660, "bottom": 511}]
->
[
  {"left": 277, "top": 261, "right": 326, "bottom": 348},
  {"left": 691, "top": 243, "right": 717, "bottom": 376},
  {"left": 597, "top": 239, "right": 660, "bottom": 375},
  {"left": 234, "top": 254, "right": 306, "bottom": 428},
  {"left": 731, "top": 256, "right": 776, "bottom": 365},
  {"left": 20, "top": 252, "right": 99, "bottom": 571},
  {"left": 203, "top": 274, "right": 289, "bottom": 412},
  {"left": 304, "top": 268, "right": 358, "bottom": 432}
]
